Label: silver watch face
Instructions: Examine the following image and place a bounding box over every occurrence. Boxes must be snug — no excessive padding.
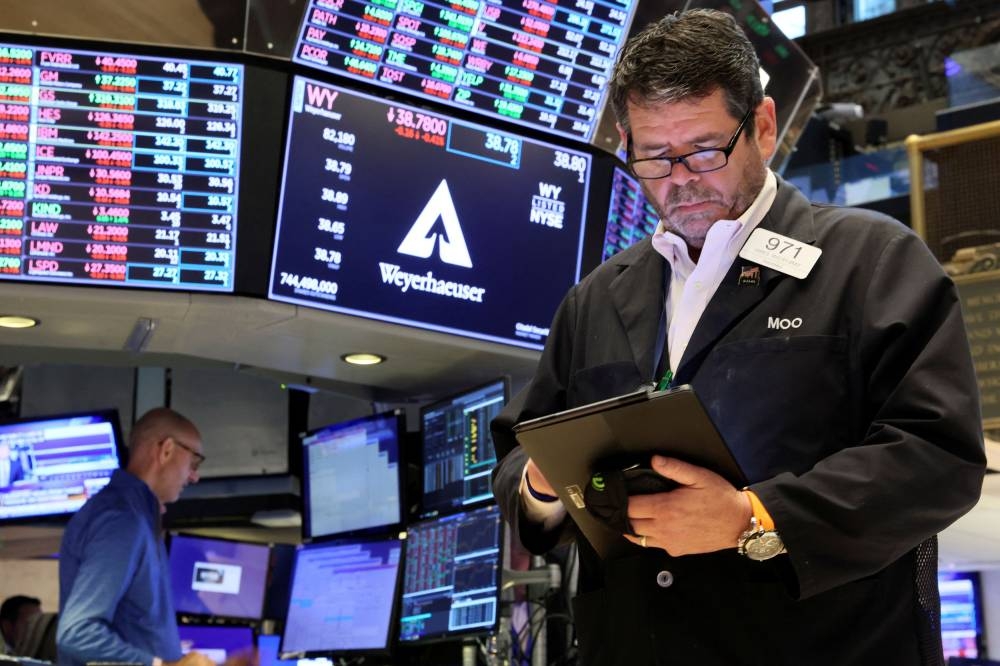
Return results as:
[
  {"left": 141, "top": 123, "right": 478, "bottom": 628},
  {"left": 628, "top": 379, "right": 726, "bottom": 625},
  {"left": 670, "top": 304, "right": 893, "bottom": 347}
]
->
[{"left": 745, "top": 531, "right": 785, "bottom": 560}]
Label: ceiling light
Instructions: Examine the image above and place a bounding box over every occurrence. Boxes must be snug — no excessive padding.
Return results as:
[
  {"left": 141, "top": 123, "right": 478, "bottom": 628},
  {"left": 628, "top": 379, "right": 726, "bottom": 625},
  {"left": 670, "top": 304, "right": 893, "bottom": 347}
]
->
[
  {"left": 341, "top": 352, "right": 386, "bottom": 366},
  {"left": 0, "top": 315, "right": 39, "bottom": 329},
  {"left": 122, "top": 317, "right": 157, "bottom": 353}
]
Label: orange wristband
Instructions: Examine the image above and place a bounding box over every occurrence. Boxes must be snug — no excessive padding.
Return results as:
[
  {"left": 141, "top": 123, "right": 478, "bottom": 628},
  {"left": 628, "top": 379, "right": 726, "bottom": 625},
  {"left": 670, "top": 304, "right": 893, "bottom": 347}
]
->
[{"left": 745, "top": 490, "right": 775, "bottom": 532}]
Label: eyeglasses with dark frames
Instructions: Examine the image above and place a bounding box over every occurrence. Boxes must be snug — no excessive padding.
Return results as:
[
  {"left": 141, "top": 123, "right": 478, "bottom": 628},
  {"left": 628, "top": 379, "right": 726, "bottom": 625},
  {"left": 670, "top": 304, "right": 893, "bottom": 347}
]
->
[
  {"left": 170, "top": 437, "right": 206, "bottom": 471},
  {"left": 626, "top": 107, "right": 754, "bottom": 180}
]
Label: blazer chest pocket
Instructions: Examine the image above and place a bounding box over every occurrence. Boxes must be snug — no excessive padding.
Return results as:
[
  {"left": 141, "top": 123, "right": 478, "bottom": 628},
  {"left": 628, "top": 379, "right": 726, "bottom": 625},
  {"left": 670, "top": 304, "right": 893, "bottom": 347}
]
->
[{"left": 696, "top": 335, "right": 849, "bottom": 480}]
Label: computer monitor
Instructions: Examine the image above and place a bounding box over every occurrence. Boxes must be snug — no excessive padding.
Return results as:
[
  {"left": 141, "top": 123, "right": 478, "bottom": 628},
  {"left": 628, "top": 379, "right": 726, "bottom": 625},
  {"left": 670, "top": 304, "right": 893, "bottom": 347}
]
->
[
  {"left": 0, "top": 409, "right": 124, "bottom": 522},
  {"left": 178, "top": 624, "right": 255, "bottom": 665},
  {"left": 601, "top": 164, "right": 658, "bottom": 262},
  {"left": 168, "top": 533, "right": 271, "bottom": 621},
  {"left": 258, "top": 634, "right": 298, "bottom": 666},
  {"left": 281, "top": 536, "right": 403, "bottom": 657},
  {"left": 267, "top": 76, "right": 593, "bottom": 351},
  {"left": 289, "top": 0, "right": 641, "bottom": 144},
  {"left": 399, "top": 504, "right": 502, "bottom": 643},
  {"left": 420, "top": 378, "right": 508, "bottom": 517},
  {"left": 0, "top": 36, "right": 247, "bottom": 292},
  {"left": 939, "top": 570, "right": 986, "bottom": 660},
  {"left": 301, "top": 410, "right": 405, "bottom": 540}
]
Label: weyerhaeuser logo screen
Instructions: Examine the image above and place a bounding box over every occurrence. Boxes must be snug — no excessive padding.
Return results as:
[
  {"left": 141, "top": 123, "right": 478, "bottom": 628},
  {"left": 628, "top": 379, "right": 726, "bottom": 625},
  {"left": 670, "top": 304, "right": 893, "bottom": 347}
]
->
[{"left": 268, "top": 76, "right": 591, "bottom": 349}]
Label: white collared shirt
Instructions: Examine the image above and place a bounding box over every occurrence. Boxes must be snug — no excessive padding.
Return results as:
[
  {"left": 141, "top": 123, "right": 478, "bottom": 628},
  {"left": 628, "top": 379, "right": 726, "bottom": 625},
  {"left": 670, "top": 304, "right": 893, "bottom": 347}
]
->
[
  {"left": 652, "top": 169, "right": 777, "bottom": 375},
  {"left": 521, "top": 170, "right": 778, "bottom": 522}
]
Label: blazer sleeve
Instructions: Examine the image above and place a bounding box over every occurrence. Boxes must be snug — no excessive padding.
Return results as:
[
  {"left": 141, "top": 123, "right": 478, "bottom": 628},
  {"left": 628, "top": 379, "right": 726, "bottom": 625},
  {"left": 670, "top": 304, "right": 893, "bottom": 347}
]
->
[
  {"left": 753, "top": 230, "right": 987, "bottom": 599},
  {"left": 492, "top": 287, "right": 581, "bottom": 554}
]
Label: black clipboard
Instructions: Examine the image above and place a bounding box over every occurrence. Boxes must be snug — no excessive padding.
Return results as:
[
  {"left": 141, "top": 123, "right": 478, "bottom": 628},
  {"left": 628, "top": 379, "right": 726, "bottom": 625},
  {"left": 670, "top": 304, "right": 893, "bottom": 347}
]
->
[{"left": 512, "top": 384, "right": 746, "bottom": 557}]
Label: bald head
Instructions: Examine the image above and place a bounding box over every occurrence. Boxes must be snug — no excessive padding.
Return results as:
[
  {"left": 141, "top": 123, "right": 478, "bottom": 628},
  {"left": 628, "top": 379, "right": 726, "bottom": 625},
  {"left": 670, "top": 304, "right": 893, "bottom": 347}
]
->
[
  {"left": 127, "top": 407, "right": 204, "bottom": 507},
  {"left": 129, "top": 407, "right": 198, "bottom": 457}
]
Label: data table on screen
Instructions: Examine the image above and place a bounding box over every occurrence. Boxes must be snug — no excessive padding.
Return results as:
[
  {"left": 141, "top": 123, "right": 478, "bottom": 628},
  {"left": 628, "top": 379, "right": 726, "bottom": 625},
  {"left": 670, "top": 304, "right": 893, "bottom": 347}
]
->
[
  {"left": 602, "top": 165, "right": 657, "bottom": 261},
  {"left": 301, "top": 411, "right": 404, "bottom": 539},
  {"left": 399, "top": 504, "right": 501, "bottom": 642},
  {"left": 268, "top": 75, "right": 592, "bottom": 349},
  {"left": 291, "top": 0, "right": 637, "bottom": 143},
  {"left": 0, "top": 42, "right": 243, "bottom": 291},
  {"left": 420, "top": 379, "right": 507, "bottom": 515},
  {"left": 282, "top": 539, "right": 402, "bottom": 655}
]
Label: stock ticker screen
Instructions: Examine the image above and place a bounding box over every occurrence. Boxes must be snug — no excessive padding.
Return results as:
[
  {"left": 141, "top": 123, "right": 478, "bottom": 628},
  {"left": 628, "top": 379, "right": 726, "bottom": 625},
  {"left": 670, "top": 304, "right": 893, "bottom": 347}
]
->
[
  {"left": 0, "top": 41, "right": 243, "bottom": 291},
  {"left": 399, "top": 504, "right": 502, "bottom": 642},
  {"left": 603, "top": 164, "right": 657, "bottom": 261},
  {"left": 420, "top": 378, "right": 507, "bottom": 516},
  {"left": 291, "top": 0, "right": 637, "bottom": 143},
  {"left": 268, "top": 75, "right": 592, "bottom": 349}
]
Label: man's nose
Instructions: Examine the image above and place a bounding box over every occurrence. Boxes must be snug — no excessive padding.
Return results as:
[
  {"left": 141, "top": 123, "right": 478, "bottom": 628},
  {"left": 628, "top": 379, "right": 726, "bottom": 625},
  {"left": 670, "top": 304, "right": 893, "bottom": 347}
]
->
[{"left": 667, "top": 159, "right": 700, "bottom": 187}]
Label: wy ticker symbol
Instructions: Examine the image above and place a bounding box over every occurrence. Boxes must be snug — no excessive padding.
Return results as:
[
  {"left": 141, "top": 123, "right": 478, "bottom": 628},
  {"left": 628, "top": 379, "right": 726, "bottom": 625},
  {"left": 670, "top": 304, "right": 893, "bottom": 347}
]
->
[{"left": 396, "top": 179, "right": 473, "bottom": 268}]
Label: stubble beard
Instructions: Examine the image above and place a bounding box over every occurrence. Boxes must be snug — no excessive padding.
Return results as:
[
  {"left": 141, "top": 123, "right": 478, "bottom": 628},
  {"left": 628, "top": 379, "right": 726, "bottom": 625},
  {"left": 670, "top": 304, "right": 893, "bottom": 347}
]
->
[{"left": 647, "top": 161, "right": 767, "bottom": 249}]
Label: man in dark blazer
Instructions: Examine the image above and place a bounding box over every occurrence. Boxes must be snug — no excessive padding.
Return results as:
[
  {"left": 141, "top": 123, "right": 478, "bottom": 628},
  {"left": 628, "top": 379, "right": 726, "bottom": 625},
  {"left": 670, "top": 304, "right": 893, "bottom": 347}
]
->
[{"left": 491, "top": 9, "right": 986, "bottom": 666}]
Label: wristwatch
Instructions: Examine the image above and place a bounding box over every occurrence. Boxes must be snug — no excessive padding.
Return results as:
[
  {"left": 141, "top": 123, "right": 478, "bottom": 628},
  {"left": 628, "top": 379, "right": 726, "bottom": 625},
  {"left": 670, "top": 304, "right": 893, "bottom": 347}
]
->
[{"left": 738, "top": 517, "right": 786, "bottom": 561}]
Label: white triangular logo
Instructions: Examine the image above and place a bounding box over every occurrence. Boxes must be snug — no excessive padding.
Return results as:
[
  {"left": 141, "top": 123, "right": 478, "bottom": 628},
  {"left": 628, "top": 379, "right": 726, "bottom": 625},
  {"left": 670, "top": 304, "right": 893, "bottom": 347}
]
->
[{"left": 397, "top": 179, "right": 472, "bottom": 268}]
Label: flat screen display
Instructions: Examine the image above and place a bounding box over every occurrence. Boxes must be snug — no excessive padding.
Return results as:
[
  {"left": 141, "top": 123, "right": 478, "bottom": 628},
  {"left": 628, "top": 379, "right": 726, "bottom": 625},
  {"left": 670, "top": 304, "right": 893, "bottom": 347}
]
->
[
  {"left": 301, "top": 410, "right": 404, "bottom": 540},
  {"left": 281, "top": 537, "right": 403, "bottom": 656},
  {"left": 602, "top": 163, "right": 657, "bottom": 261},
  {"left": 0, "top": 410, "right": 123, "bottom": 521},
  {"left": 258, "top": 635, "right": 299, "bottom": 666},
  {"left": 0, "top": 40, "right": 244, "bottom": 291},
  {"left": 399, "top": 504, "right": 501, "bottom": 642},
  {"left": 268, "top": 75, "right": 591, "bottom": 350},
  {"left": 168, "top": 534, "right": 271, "bottom": 621},
  {"left": 178, "top": 624, "right": 255, "bottom": 665},
  {"left": 291, "top": 0, "right": 638, "bottom": 143},
  {"left": 939, "top": 570, "right": 985, "bottom": 660},
  {"left": 420, "top": 378, "right": 507, "bottom": 516}
]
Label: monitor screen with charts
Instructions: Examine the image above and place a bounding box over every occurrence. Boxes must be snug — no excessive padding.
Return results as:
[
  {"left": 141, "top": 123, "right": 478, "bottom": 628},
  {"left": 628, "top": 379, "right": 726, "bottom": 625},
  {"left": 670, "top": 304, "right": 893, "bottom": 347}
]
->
[
  {"left": 168, "top": 533, "right": 271, "bottom": 621},
  {"left": 301, "top": 410, "right": 405, "bottom": 540},
  {"left": 420, "top": 378, "right": 508, "bottom": 516},
  {"left": 399, "top": 504, "right": 502, "bottom": 642},
  {"left": 281, "top": 536, "right": 403, "bottom": 657}
]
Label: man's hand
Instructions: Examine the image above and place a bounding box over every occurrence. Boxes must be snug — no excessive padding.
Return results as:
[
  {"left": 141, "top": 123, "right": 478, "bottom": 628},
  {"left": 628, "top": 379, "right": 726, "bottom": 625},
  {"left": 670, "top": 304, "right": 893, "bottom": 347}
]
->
[
  {"left": 223, "top": 647, "right": 259, "bottom": 666},
  {"left": 165, "top": 647, "right": 259, "bottom": 666},
  {"left": 624, "top": 455, "right": 752, "bottom": 555},
  {"left": 166, "top": 651, "right": 216, "bottom": 666},
  {"left": 525, "top": 458, "right": 556, "bottom": 496}
]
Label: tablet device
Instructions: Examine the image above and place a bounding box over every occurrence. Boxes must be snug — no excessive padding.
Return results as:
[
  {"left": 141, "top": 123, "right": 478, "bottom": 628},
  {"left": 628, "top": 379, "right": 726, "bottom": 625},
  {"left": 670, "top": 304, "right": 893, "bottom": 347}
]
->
[{"left": 512, "top": 384, "right": 746, "bottom": 557}]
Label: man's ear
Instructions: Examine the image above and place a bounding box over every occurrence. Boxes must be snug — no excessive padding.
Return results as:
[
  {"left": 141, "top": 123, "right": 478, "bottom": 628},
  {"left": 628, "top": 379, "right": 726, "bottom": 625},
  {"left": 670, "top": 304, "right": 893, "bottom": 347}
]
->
[
  {"left": 157, "top": 437, "right": 173, "bottom": 465},
  {"left": 754, "top": 97, "right": 778, "bottom": 163},
  {"left": 616, "top": 122, "right": 628, "bottom": 154}
]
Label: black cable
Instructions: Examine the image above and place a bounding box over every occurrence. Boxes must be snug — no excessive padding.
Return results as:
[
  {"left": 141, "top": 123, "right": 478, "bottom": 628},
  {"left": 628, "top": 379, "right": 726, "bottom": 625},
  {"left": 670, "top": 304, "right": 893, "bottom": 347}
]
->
[{"left": 531, "top": 612, "right": 575, "bottom": 666}]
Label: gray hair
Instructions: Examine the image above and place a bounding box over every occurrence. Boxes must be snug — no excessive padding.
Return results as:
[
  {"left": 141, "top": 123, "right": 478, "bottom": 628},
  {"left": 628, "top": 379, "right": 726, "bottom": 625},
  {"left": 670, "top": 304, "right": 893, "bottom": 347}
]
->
[{"left": 609, "top": 9, "right": 763, "bottom": 136}]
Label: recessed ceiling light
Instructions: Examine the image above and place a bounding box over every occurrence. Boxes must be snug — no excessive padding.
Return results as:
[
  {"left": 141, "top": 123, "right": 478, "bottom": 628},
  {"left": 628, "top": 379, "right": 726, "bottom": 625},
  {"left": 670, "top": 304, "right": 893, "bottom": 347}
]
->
[
  {"left": 0, "top": 315, "right": 39, "bottom": 329},
  {"left": 341, "top": 352, "right": 386, "bottom": 366}
]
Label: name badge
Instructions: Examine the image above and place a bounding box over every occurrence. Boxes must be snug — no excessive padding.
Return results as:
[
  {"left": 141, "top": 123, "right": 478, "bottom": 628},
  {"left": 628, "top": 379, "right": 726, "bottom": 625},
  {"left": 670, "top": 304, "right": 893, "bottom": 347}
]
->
[{"left": 739, "top": 228, "right": 821, "bottom": 279}]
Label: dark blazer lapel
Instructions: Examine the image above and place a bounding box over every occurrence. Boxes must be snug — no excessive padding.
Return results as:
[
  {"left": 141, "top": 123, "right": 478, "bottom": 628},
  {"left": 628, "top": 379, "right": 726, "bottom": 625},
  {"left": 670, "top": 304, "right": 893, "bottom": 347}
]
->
[
  {"left": 609, "top": 241, "right": 668, "bottom": 380},
  {"left": 675, "top": 178, "right": 819, "bottom": 382}
]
